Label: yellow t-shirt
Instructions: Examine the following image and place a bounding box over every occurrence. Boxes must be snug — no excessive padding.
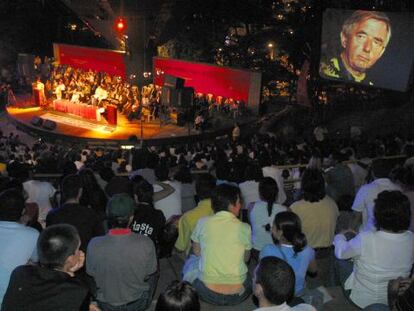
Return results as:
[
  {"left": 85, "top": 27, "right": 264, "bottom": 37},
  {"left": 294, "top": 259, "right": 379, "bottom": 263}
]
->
[
  {"left": 191, "top": 211, "right": 252, "bottom": 285},
  {"left": 0, "top": 162, "right": 6, "bottom": 174},
  {"left": 290, "top": 196, "right": 339, "bottom": 248},
  {"left": 175, "top": 199, "right": 213, "bottom": 254}
]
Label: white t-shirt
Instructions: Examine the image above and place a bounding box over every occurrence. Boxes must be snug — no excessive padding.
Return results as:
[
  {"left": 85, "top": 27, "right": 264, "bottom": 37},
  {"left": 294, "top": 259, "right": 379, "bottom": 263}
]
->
[
  {"left": 352, "top": 178, "right": 402, "bottom": 231},
  {"left": 154, "top": 180, "right": 182, "bottom": 220},
  {"left": 334, "top": 230, "right": 414, "bottom": 308},
  {"left": 23, "top": 180, "right": 56, "bottom": 225},
  {"left": 262, "top": 166, "right": 287, "bottom": 204},
  {"left": 239, "top": 180, "right": 260, "bottom": 208},
  {"left": 250, "top": 201, "right": 287, "bottom": 251}
]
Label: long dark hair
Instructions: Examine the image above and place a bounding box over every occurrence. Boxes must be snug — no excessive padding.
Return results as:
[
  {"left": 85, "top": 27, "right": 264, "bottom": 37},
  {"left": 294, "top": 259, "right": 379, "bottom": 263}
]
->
[
  {"left": 274, "top": 211, "right": 307, "bottom": 255},
  {"left": 259, "top": 177, "right": 279, "bottom": 217}
]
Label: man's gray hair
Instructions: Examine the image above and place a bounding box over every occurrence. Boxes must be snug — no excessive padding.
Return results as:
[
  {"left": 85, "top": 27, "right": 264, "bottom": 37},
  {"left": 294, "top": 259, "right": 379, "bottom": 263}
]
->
[{"left": 342, "top": 10, "right": 392, "bottom": 47}]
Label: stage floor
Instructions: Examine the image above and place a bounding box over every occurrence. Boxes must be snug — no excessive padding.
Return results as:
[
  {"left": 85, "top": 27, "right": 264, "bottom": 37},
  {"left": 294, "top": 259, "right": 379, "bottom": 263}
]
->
[
  {"left": 6, "top": 95, "right": 256, "bottom": 144},
  {"left": 6, "top": 105, "right": 196, "bottom": 141}
]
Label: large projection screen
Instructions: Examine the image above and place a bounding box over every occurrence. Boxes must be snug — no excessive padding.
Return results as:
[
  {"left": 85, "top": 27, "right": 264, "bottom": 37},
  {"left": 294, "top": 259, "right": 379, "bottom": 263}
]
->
[{"left": 319, "top": 9, "right": 414, "bottom": 91}]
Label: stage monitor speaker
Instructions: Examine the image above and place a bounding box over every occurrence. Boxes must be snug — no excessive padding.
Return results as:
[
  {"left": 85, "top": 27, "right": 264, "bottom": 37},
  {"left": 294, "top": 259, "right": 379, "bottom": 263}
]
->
[
  {"left": 169, "top": 89, "right": 180, "bottom": 108},
  {"left": 176, "top": 112, "right": 186, "bottom": 126},
  {"left": 180, "top": 87, "right": 194, "bottom": 108},
  {"left": 30, "top": 116, "right": 43, "bottom": 127},
  {"left": 164, "top": 75, "right": 185, "bottom": 89},
  {"left": 42, "top": 119, "right": 57, "bottom": 131}
]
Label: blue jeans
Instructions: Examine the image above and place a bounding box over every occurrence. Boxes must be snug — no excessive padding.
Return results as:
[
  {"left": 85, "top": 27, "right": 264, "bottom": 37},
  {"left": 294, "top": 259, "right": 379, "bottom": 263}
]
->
[
  {"left": 98, "top": 291, "right": 150, "bottom": 311},
  {"left": 192, "top": 276, "right": 252, "bottom": 306}
]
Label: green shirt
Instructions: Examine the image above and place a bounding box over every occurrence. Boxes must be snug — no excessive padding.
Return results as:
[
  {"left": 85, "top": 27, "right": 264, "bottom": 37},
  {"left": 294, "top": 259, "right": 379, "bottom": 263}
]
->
[{"left": 191, "top": 211, "right": 252, "bottom": 285}]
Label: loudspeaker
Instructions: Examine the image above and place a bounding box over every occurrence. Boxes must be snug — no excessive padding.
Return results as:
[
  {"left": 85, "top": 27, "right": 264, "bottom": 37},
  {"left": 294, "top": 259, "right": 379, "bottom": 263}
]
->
[
  {"left": 164, "top": 75, "right": 185, "bottom": 89},
  {"left": 30, "top": 116, "right": 43, "bottom": 127},
  {"left": 176, "top": 112, "right": 186, "bottom": 126},
  {"left": 180, "top": 87, "right": 194, "bottom": 108},
  {"left": 42, "top": 119, "right": 57, "bottom": 130}
]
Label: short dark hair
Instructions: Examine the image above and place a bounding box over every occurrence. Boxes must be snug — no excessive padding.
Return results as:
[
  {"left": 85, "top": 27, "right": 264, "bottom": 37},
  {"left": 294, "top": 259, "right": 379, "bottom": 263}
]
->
[
  {"left": 0, "top": 189, "right": 25, "bottom": 221},
  {"left": 371, "top": 159, "right": 394, "bottom": 179},
  {"left": 61, "top": 174, "right": 82, "bottom": 202},
  {"left": 301, "top": 169, "right": 326, "bottom": 202},
  {"left": 132, "top": 177, "right": 154, "bottom": 205},
  {"left": 38, "top": 224, "right": 80, "bottom": 270},
  {"left": 374, "top": 190, "right": 411, "bottom": 232},
  {"left": 211, "top": 184, "right": 240, "bottom": 213},
  {"left": 155, "top": 164, "right": 170, "bottom": 181},
  {"left": 155, "top": 281, "right": 200, "bottom": 311},
  {"left": 195, "top": 174, "right": 216, "bottom": 200},
  {"left": 244, "top": 164, "right": 263, "bottom": 182},
  {"left": 255, "top": 257, "right": 295, "bottom": 305}
]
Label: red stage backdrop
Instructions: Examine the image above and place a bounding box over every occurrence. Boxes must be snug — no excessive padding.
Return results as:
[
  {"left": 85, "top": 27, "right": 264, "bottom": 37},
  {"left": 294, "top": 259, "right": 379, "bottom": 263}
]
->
[
  {"left": 53, "top": 43, "right": 127, "bottom": 79},
  {"left": 153, "top": 57, "right": 262, "bottom": 114}
]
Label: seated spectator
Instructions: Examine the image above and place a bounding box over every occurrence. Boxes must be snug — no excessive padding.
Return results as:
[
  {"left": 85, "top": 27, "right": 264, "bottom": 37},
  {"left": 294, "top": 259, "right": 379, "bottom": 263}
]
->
[
  {"left": 46, "top": 174, "right": 104, "bottom": 252},
  {"left": 154, "top": 164, "right": 182, "bottom": 221},
  {"left": 86, "top": 193, "right": 158, "bottom": 311},
  {"left": 130, "top": 177, "right": 166, "bottom": 247},
  {"left": 78, "top": 168, "right": 107, "bottom": 219},
  {"left": 334, "top": 191, "right": 414, "bottom": 308},
  {"left": 260, "top": 211, "right": 317, "bottom": 297},
  {"left": 2, "top": 224, "right": 97, "bottom": 311},
  {"left": 175, "top": 174, "right": 216, "bottom": 254},
  {"left": 0, "top": 189, "right": 39, "bottom": 306},
  {"left": 104, "top": 176, "right": 132, "bottom": 198},
  {"left": 250, "top": 177, "right": 287, "bottom": 256},
  {"left": 22, "top": 169, "right": 56, "bottom": 227},
  {"left": 352, "top": 159, "right": 401, "bottom": 232},
  {"left": 238, "top": 164, "right": 263, "bottom": 209},
  {"left": 183, "top": 184, "right": 252, "bottom": 306},
  {"left": 155, "top": 281, "right": 200, "bottom": 311},
  {"left": 290, "top": 169, "right": 339, "bottom": 287},
  {"left": 324, "top": 150, "right": 355, "bottom": 203},
  {"left": 261, "top": 154, "right": 287, "bottom": 204},
  {"left": 174, "top": 166, "right": 196, "bottom": 213},
  {"left": 290, "top": 169, "right": 339, "bottom": 249},
  {"left": 253, "top": 257, "right": 315, "bottom": 310}
]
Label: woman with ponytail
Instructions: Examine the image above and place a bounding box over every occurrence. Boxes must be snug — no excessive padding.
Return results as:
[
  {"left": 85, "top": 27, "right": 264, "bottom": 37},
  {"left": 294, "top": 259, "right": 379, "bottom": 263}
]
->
[
  {"left": 260, "top": 211, "right": 317, "bottom": 296},
  {"left": 249, "top": 177, "right": 286, "bottom": 257}
]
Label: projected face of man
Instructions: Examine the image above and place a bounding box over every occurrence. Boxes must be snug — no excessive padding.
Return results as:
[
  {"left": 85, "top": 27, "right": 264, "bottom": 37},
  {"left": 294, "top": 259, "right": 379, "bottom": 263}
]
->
[{"left": 340, "top": 18, "right": 389, "bottom": 78}]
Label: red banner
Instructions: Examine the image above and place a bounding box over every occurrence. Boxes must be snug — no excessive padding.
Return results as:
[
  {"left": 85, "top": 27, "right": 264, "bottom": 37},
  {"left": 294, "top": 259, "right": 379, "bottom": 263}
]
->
[
  {"left": 53, "top": 44, "right": 126, "bottom": 79},
  {"left": 153, "top": 57, "right": 261, "bottom": 107}
]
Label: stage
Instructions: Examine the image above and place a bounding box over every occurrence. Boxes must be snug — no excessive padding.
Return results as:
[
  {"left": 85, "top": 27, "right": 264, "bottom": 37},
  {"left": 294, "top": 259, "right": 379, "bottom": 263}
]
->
[{"left": 6, "top": 96, "right": 250, "bottom": 145}]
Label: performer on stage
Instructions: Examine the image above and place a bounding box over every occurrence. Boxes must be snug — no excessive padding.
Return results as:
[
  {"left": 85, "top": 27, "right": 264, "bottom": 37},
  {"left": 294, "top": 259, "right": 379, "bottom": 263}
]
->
[{"left": 33, "top": 77, "right": 46, "bottom": 108}]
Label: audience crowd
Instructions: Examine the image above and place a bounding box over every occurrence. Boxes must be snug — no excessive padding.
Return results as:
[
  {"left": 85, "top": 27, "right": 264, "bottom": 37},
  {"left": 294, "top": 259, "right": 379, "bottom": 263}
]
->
[{"left": 1, "top": 126, "right": 414, "bottom": 310}]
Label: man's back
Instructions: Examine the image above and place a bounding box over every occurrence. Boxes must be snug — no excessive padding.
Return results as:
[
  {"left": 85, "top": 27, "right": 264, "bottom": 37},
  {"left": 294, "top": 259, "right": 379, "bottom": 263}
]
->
[
  {"left": 2, "top": 265, "right": 90, "bottom": 311},
  {"left": 0, "top": 221, "right": 38, "bottom": 305},
  {"left": 46, "top": 203, "right": 104, "bottom": 252},
  {"left": 192, "top": 211, "right": 251, "bottom": 285},
  {"left": 23, "top": 180, "right": 55, "bottom": 225},
  {"left": 86, "top": 231, "right": 157, "bottom": 305},
  {"left": 352, "top": 178, "right": 401, "bottom": 231},
  {"left": 175, "top": 199, "right": 213, "bottom": 254},
  {"left": 154, "top": 180, "right": 182, "bottom": 220},
  {"left": 290, "top": 196, "right": 339, "bottom": 248}
]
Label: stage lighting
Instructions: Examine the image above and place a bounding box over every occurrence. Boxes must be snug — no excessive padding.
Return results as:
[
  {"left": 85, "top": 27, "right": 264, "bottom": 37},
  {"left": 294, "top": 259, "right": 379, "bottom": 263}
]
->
[{"left": 115, "top": 17, "right": 127, "bottom": 33}]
